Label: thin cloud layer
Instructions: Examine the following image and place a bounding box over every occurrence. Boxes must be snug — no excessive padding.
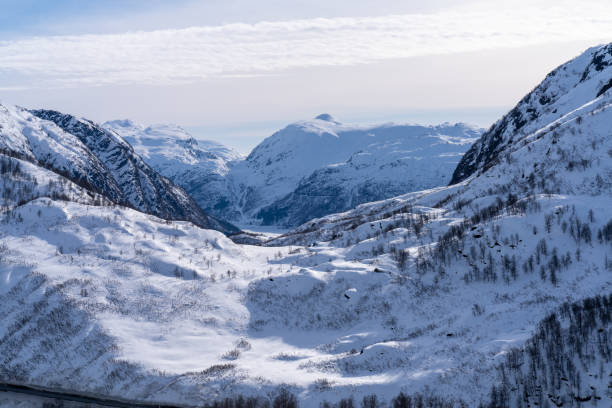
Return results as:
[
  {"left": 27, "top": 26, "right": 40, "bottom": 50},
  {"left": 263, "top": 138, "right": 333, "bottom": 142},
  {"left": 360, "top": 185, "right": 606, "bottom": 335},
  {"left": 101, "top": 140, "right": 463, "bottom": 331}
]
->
[{"left": 2, "top": 4, "right": 612, "bottom": 88}]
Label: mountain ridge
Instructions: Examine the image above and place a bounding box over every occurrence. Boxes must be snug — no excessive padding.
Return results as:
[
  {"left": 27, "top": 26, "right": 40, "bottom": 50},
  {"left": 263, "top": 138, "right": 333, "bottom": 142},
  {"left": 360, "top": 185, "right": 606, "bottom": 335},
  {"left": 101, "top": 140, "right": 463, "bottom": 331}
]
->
[{"left": 451, "top": 42, "right": 612, "bottom": 184}]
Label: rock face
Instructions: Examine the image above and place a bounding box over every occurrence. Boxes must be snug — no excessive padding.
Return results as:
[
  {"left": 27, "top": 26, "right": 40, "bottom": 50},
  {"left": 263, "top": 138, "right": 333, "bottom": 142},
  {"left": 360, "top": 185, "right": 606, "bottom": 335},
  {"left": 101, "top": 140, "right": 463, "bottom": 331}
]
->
[
  {"left": 451, "top": 42, "right": 612, "bottom": 184},
  {"left": 0, "top": 105, "right": 237, "bottom": 234},
  {"left": 106, "top": 115, "right": 481, "bottom": 227}
]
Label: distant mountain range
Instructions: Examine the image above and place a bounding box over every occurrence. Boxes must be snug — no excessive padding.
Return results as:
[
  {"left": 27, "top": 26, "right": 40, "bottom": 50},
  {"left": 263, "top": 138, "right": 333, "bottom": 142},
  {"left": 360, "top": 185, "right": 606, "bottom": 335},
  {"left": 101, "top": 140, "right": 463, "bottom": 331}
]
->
[{"left": 105, "top": 115, "right": 482, "bottom": 227}]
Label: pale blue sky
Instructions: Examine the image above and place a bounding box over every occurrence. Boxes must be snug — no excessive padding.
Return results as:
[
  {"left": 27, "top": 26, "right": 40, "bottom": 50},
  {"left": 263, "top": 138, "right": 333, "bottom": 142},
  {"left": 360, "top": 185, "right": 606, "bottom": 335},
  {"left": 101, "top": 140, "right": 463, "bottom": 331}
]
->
[
  {"left": 2, "top": 0, "right": 611, "bottom": 153},
  {"left": 0, "top": 0, "right": 466, "bottom": 37}
]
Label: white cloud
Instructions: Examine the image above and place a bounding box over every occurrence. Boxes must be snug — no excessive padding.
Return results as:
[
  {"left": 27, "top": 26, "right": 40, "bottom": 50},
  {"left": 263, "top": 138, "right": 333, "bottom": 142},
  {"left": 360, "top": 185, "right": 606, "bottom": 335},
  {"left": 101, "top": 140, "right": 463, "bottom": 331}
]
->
[{"left": 2, "top": 1, "right": 612, "bottom": 88}]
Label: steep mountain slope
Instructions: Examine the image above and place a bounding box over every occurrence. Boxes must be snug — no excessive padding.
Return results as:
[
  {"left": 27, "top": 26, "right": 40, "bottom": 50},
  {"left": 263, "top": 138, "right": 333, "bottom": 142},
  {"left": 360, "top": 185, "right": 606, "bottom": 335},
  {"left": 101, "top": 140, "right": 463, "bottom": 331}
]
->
[
  {"left": 0, "top": 104, "right": 237, "bottom": 234},
  {"left": 108, "top": 115, "right": 481, "bottom": 227},
  {"left": 0, "top": 152, "right": 111, "bottom": 213},
  {"left": 451, "top": 42, "right": 612, "bottom": 184},
  {"left": 103, "top": 120, "right": 243, "bottom": 220}
]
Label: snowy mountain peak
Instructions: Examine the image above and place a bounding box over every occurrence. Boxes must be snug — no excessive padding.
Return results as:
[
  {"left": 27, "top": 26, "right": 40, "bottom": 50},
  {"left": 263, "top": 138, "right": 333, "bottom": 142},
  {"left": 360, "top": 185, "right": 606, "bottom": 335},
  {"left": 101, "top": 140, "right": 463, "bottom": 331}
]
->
[
  {"left": 314, "top": 113, "right": 338, "bottom": 122},
  {"left": 104, "top": 118, "right": 143, "bottom": 131}
]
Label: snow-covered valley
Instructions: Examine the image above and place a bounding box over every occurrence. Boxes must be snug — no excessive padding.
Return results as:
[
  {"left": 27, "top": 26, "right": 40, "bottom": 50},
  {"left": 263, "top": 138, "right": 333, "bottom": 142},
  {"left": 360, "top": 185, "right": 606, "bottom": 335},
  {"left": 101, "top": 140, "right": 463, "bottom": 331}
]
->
[
  {"left": 1, "top": 192, "right": 609, "bottom": 407},
  {"left": 1, "top": 42, "right": 612, "bottom": 408}
]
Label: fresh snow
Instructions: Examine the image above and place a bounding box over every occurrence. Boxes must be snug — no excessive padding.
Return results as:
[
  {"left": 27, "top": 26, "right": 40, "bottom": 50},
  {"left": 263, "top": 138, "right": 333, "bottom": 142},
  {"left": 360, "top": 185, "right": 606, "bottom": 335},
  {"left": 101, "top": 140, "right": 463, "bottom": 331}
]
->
[{"left": 0, "top": 191, "right": 609, "bottom": 406}]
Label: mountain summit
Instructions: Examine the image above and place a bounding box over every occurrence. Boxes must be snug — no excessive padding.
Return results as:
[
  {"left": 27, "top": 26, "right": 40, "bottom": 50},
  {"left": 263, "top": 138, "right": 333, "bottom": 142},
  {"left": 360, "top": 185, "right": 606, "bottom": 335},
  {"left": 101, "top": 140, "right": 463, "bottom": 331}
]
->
[{"left": 314, "top": 113, "right": 338, "bottom": 122}]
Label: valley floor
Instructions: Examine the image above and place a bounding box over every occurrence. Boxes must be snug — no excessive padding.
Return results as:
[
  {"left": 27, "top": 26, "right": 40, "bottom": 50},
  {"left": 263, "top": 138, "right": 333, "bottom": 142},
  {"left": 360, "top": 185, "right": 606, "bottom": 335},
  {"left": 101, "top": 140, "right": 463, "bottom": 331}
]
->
[{"left": 1, "top": 191, "right": 609, "bottom": 407}]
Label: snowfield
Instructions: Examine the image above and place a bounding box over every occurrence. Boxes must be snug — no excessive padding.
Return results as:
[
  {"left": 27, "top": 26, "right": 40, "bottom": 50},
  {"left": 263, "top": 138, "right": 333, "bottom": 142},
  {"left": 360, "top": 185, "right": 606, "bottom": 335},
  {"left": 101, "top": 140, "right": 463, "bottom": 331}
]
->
[{"left": 0, "top": 170, "right": 610, "bottom": 406}]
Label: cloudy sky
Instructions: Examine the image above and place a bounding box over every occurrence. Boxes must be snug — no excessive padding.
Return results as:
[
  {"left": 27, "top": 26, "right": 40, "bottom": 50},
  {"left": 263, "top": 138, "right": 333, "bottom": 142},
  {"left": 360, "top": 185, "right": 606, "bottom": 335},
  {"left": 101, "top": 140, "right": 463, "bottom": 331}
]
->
[{"left": 2, "top": 0, "right": 612, "bottom": 152}]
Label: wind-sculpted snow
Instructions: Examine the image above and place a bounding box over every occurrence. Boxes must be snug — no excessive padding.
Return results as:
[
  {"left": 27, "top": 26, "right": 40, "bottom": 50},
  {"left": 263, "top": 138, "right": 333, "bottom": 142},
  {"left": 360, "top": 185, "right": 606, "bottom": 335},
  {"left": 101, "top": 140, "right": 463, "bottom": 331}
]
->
[
  {"left": 0, "top": 105, "right": 237, "bottom": 234},
  {"left": 106, "top": 115, "right": 481, "bottom": 227}
]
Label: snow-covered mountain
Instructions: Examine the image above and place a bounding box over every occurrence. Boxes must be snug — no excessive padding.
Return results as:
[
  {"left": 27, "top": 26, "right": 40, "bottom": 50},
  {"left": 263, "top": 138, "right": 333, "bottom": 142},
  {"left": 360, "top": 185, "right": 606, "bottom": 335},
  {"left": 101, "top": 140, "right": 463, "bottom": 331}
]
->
[
  {"left": 451, "top": 42, "right": 612, "bottom": 185},
  {"left": 0, "top": 105, "right": 237, "bottom": 234},
  {"left": 243, "top": 116, "right": 481, "bottom": 226},
  {"left": 105, "top": 115, "right": 481, "bottom": 227},
  {"left": 1, "top": 43, "right": 611, "bottom": 408},
  {"left": 102, "top": 120, "right": 243, "bottom": 223},
  {"left": 103, "top": 120, "right": 242, "bottom": 178},
  {"left": 263, "top": 43, "right": 612, "bottom": 405},
  {"left": 103, "top": 119, "right": 246, "bottom": 222}
]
